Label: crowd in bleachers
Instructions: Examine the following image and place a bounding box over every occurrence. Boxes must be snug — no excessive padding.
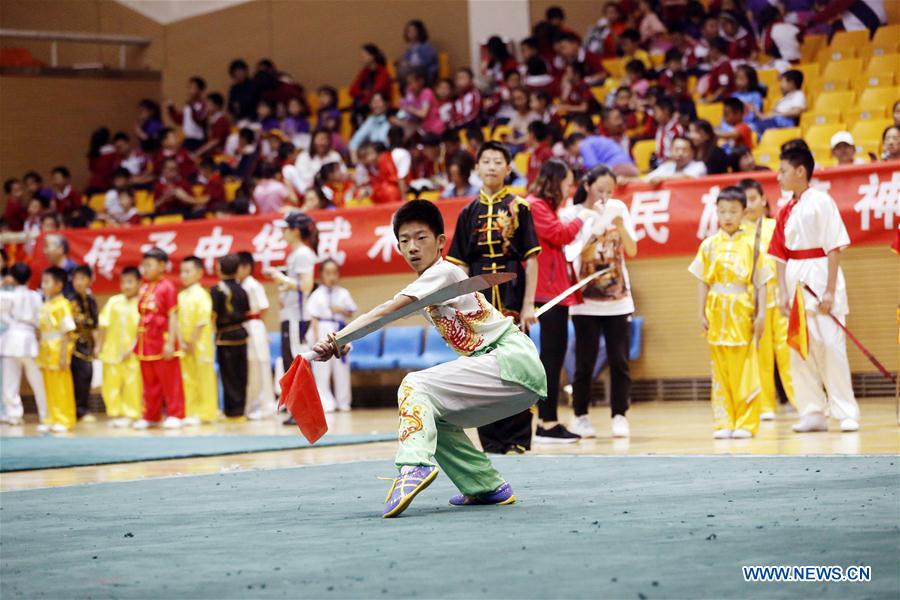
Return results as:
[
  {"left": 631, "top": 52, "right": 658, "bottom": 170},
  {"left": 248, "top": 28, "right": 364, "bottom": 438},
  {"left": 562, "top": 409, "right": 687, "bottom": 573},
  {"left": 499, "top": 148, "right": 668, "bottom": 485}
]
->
[{"left": 3, "top": 1, "right": 899, "bottom": 236}]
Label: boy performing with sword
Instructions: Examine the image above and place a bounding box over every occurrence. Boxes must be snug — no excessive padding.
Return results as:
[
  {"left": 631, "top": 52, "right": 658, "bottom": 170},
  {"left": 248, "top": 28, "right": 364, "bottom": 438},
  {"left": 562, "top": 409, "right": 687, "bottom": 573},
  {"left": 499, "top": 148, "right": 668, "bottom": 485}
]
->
[{"left": 304, "top": 200, "right": 547, "bottom": 518}]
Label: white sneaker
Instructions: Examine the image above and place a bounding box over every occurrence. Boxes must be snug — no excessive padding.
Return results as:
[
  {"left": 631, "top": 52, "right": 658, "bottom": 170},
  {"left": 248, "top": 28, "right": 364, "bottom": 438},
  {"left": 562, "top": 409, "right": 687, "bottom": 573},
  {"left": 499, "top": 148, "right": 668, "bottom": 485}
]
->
[
  {"left": 37, "top": 423, "right": 51, "bottom": 433},
  {"left": 116, "top": 418, "right": 133, "bottom": 428},
  {"left": 839, "top": 418, "right": 859, "bottom": 432},
  {"left": 760, "top": 411, "right": 776, "bottom": 421},
  {"left": 337, "top": 405, "right": 351, "bottom": 413},
  {"left": 181, "top": 417, "right": 202, "bottom": 426},
  {"left": 731, "top": 428, "right": 753, "bottom": 439},
  {"left": 713, "top": 429, "right": 733, "bottom": 439},
  {"left": 568, "top": 415, "right": 597, "bottom": 438},
  {"left": 792, "top": 413, "right": 828, "bottom": 433},
  {"left": 50, "top": 424, "right": 69, "bottom": 433},
  {"left": 611, "top": 415, "right": 630, "bottom": 438},
  {"left": 132, "top": 419, "right": 152, "bottom": 430},
  {"left": 4, "top": 417, "right": 24, "bottom": 426},
  {"left": 246, "top": 411, "right": 263, "bottom": 421},
  {"left": 162, "top": 416, "right": 182, "bottom": 429}
]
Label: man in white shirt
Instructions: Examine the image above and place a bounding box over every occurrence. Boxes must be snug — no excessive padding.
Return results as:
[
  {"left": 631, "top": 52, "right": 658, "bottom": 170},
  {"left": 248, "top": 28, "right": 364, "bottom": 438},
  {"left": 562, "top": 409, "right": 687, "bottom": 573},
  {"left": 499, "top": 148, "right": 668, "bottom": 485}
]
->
[
  {"left": 237, "top": 252, "right": 275, "bottom": 420},
  {"left": 646, "top": 136, "right": 707, "bottom": 183},
  {"left": 753, "top": 70, "right": 806, "bottom": 136},
  {"left": 830, "top": 132, "right": 867, "bottom": 166}
]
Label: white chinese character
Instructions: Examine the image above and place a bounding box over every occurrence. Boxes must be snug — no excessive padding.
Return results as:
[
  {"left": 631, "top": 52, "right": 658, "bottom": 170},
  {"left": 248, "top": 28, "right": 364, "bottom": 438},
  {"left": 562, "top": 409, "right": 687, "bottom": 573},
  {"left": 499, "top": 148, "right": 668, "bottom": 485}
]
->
[
  {"left": 140, "top": 231, "right": 178, "bottom": 256},
  {"left": 696, "top": 185, "right": 721, "bottom": 240},
  {"left": 316, "top": 216, "right": 352, "bottom": 265},
  {"left": 252, "top": 222, "right": 288, "bottom": 271},
  {"left": 367, "top": 224, "right": 398, "bottom": 262},
  {"left": 855, "top": 172, "right": 900, "bottom": 231},
  {"left": 193, "top": 226, "right": 234, "bottom": 273},
  {"left": 83, "top": 235, "right": 123, "bottom": 279},
  {"left": 630, "top": 190, "right": 671, "bottom": 244}
]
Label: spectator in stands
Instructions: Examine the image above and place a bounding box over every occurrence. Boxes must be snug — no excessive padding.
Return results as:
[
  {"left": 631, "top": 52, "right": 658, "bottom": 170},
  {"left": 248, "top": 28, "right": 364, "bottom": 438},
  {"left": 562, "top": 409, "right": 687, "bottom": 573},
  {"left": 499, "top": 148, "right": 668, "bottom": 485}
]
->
[
  {"left": 618, "top": 29, "right": 651, "bottom": 70},
  {"left": 523, "top": 55, "right": 556, "bottom": 94},
  {"left": 252, "top": 162, "right": 296, "bottom": 215},
  {"left": 86, "top": 127, "right": 118, "bottom": 194},
  {"left": 810, "top": 0, "right": 886, "bottom": 36},
  {"left": 598, "top": 107, "right": 631, "bottom": 157},
  {"left": 349, "top": 92, "right": 391, "bottom": 158},
  {"left": 502, "top": 87, "right": 539, "bottom": 148},
  {"left": 23, "top": 172, "right": 53, "bottom": 207},
  {"left": 585, "top": 1, "right": 626, "bottom": 57},
  {"left": 388, "top": 125, "right": 412, "bottom": 194},
  {"left": 289, "top": 128, "right": 344, "bottom": 194},
  {"left": 281, "top": 96, "right": 311, "bottom": 143},
  {"left": 254, "top": 59, "right": 308, "bottom": 108},
  {"left": 42, "top": 234, "right": 76, "bottom": 295},
  {"left": 719, "top": 10, "right": 757, "bottom": 61},
  {"left": 552, "top": 31, "right": 607, "bottom": 86},
  {"left": 893, "top": 100, "right": 900, "bottom": 128},
  {"left": 483, "top": 36, "right": 518, "bottom": 90},
  {"left": 194, "top": 92, "right": 231, "bottom": 158},
  {"left": 689, "top": 119, "right": 730, "bottom": 174},
  {"left": 101, "top": 168, "right": 138, "bottom": 225},
  {"left": 636, "top": 0, "right": 668, "bottom": 49},
  {"left": 196, "top": 158, "right": 228, "bottom": 213},
  {"left": 518, "top": 36, "right": 543, "bottom": 70},
  {"left": 717, "top": 97, "right": 755, "bottom": 151},
  {"left": 753, "top": 69, "right": 805, "bottom": 135},
  {"left": 558, "top": 62, "right": 597, "bottom": 117},
  {"left": 349, "top": 44, "right": 392, "bottom": 127},
  {"left": 564, "top": 133, "right": 639, "bottom": 178},
  {"left": 435, "top": 78, "right": 455, "bottom": 131},
  {"left": 397, "top": 71, "right": 444, "bottom": 136},
  {"left": 698, "top": 37, "right": 735, "bottom": 102},
  {"left": 442, "top": 152, "right": 478, "bottom": 198},
  {"left": 50, "top": 167, "right": 90, "bottom": 228},
  {"left": 730, "top": 145, "right": 768, "bottom": 172},
  {"left": 657, "top": 48, "right": 684, "bottom": 91},
  {"left": 316, "top": 86, "right": 341, "bottom": 134},
  {"left": 525, "top": 120, "right": 554, "bottom": 185},
  {"left": 227, "top": 59, "right": 257, "bottom": 121},
  {"left": 462, "top": 125, "right": 485, "bottom": 158},
  {"left": 646, "top": 136, "right": 707, "bottom": 182},
  {"left": 695, "top": 15, "right": 720, "bottom": 69},
  {"left": 623, "top": 59, "right": 651, "bottom": 100},
  {"left": 255, "top": 100, "right": 279, "bottom": 131},
  {"left": 154, "top": 128, "right": 197, "bottom": 180},
  {"left": 22, "top": 198, "right": 43, "bottom": 248},
  {"left": 670, "top": 72, "right": 698, "bottom": 128},
  {"left": 732, "top": 65, "right": 764, "bottom": 120},
  {"left": 3, "top": 179, "right": 26, "bottom": 232},
  {"left": 757, "top": 4, "right": 802, "bottom": 63},
  {"left": 135, "top": 99, "right": 164, "bottom": 153},
  {"left": 113, "top": 132, "right": 153, "bottom": 186},
  {"left": 41, "top": 213, "right": 62, "bottom": 233},
  {"left": 654, "top": 97, "right": 684, "bottom": 162},
  {"left": 167, "top": 76, "right": 208, "bottom": 152},
  {"left": 153, "top": 158, "right": 199, "bottom": 218},
  {"left": 882, "top": 126, "right": 900, "bottom": 162},
  {"left": 397, "top": 20, "right": 438, "bottom": 83},
  {"left": 452, "top": 68, "right": 482, "bottom": 130},
  {"left": 830, "top": 132, "right": 866, "bottom": 166},
  {"left": 545, "top": 5, "right": 581, "bottom": 41},
  {"left": 233, "top": 127, "right": 260, "bottom": 181},
  {"left": 530, "top": 90, "right": 559, "bottom": 132},
  {"left": 357, "top": 142, "right": 402, "bottom": 204},
  {"left": 668, "top": 22, "right": 700, "bottom": 70}
]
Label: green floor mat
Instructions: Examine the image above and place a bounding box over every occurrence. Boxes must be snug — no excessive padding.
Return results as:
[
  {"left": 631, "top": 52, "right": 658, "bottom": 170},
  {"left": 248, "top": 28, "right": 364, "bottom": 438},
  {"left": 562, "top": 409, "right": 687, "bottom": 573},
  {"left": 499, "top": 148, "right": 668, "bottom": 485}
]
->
[
  {"left": 1, "top": 456, "right": 897, "bottom": 599},
  {"left": 0, "top": 433, "right": 395, "bottom": 472}
]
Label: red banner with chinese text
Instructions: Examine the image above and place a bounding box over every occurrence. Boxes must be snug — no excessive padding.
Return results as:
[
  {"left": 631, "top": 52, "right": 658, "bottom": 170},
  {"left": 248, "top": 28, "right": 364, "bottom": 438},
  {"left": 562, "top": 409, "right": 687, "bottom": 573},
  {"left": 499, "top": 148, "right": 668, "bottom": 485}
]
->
[{"left": 28, "top": 162, "right": 899, "bottom": 293}]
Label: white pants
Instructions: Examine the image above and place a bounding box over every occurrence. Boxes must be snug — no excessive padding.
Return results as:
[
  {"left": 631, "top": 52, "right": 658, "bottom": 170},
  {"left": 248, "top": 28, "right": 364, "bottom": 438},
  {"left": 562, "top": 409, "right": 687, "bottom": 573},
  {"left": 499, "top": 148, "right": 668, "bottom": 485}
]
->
[
  {"left": 312, "top": 357, "right": 352, "bottom": 411},
  {"left": 246, "top": 358, "right": 276, "bottom": 417},
  {"left": 789, "top": 312, "right": 859, "bottom": 421},
  {"left": 2, "top": 356, "right": 47, "bottom": 421}
]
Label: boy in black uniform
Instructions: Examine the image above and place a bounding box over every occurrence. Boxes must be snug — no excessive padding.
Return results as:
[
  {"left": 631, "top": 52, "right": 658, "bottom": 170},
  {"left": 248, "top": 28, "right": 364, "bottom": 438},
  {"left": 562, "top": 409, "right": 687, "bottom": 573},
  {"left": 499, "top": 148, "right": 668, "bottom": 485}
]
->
[
  {"left": 210, "top": 254, "right": 250, "bottom": 418},
  {"left": 446, "top": 141, "right": 542, "bottom": 454},
  {"left": 68, "top": 265, "right": 99, "bottom": 420}
]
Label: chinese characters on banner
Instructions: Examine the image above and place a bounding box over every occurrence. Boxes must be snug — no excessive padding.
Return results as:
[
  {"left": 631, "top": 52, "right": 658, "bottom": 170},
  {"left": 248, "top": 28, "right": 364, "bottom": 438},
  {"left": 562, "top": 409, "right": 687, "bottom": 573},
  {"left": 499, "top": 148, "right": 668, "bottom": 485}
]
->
[{"left": 28, "top": 163, "right": 899, "bottom": 293}]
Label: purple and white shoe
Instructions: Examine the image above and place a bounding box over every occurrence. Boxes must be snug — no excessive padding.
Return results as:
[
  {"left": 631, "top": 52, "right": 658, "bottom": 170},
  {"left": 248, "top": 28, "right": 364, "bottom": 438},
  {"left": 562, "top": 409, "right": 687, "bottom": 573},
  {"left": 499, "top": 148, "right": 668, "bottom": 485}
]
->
[
  {"left": 449, "top": 482, "right": 516, "bottom": 506},
  {"left": 382, "top": 465, "right": 439, "bottom": 518}
]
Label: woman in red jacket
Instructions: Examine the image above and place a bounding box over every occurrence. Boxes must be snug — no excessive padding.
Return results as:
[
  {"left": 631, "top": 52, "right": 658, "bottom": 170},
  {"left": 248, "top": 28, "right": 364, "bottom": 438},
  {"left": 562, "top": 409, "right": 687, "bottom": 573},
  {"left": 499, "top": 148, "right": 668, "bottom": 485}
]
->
[
  {"left": 528, "top": 159, "right": 593, "bottom": 444},
  {"left": 349, "top": 44, "right": 392, "bottom": 129}
]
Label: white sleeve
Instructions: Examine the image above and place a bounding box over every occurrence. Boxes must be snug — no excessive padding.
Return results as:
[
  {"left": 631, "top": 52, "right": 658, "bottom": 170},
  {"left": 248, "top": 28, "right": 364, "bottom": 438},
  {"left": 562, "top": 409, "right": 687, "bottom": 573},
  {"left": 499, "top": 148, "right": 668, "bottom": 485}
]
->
[
  {"left": 821, "top": 195, "right": 851, "bottom": 253},
  {"left": 396, "top": 262, "right": 461, "bottom": 302},
  {"left": 685, "top": 162, "right": 707, "bottom": 178},
  {"left": 293, "top": 248, "right": 316, "bottom": 276},
  {"left": 615, "top": 200, "right": 638, "bottom": 240},
  {"left": 254, "top": 283, "right": 270, "bottom": 311},
  {"left": 341, "top": 288, "right": 358, "bottom": 313}
]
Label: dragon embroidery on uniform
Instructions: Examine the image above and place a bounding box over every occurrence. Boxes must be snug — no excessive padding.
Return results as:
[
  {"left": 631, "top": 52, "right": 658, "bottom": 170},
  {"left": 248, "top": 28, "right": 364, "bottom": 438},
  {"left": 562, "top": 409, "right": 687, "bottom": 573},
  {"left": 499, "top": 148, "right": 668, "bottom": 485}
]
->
[
  {"left": 427, "top": 292, "right": 491, "bottom": 354},
  {"left": 398, "top": 382, "right": 425, "bottom": 442}
]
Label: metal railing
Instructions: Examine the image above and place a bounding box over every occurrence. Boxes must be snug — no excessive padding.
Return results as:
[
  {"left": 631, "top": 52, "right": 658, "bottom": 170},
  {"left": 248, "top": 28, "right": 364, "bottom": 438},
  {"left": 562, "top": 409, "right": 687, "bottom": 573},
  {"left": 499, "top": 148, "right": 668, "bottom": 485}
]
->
[{"left": 0, "top": 29, "right": 152, "bottom": 69}]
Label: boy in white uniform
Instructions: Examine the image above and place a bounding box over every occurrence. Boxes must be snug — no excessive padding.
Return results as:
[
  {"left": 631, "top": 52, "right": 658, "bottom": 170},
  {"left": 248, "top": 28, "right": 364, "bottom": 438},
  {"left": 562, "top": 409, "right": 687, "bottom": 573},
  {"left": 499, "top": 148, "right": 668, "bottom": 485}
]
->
[
  {"left": 307, "top": 259, "right": 357, "bottom": 412},
  {"left": 768, "top": 145, "right": 860, "bottom": 433},
  {"left": 309, "top": 200, "right": 546, "bottom": 518},
  {"left": 0, "top": 264, "right": 47, "bottom": 427},
  {"left": 237, "top": 251, "right": 275, "bottom": 420}
]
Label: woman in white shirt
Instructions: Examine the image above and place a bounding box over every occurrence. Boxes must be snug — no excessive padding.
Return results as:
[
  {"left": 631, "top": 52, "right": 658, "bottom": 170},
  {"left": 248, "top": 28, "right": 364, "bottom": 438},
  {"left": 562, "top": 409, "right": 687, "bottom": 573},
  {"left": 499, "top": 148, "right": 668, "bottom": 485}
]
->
[
  {"left": 284, "top": 128, "right": 344, "bottom": 194},
  {"left": 562, "top": 166, "right": 638, "bottom": 439}
]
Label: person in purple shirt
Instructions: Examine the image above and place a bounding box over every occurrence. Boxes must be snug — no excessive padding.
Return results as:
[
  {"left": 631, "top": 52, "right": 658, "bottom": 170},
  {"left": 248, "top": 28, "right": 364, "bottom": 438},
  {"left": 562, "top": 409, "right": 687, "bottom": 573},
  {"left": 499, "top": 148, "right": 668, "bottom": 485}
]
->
[{"left": 563, "top": 133, "right": 639, "bottom": 178}]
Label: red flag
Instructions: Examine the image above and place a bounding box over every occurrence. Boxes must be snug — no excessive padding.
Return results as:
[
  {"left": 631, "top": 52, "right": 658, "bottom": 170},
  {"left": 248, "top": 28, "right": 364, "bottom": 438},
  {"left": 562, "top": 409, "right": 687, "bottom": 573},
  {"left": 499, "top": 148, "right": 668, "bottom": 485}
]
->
[
  {"left": 787, "top": 285, "right": 809, "bottom": 360},
  {"left": 279, "top": 356, "right": 328, "bottom": 443}
]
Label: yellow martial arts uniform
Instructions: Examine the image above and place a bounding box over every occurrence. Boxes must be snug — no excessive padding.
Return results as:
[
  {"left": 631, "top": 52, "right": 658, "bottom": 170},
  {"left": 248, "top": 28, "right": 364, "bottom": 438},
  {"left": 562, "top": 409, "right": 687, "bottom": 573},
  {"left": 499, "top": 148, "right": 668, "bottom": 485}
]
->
[
  {"left": 98, "top": 293, "right": 143, "bottom": 420},
  {"left": 178, "top": 283, "right": 218, "bottom": 422},
  {"left": 751, "top": 217, "right": 795, "bottom": 412},
  {"left": 689, "top": 227, "right": 770, "bottom": 435},
  {"left": 37, "top": 294, "right": 76, "bottom": 429}
]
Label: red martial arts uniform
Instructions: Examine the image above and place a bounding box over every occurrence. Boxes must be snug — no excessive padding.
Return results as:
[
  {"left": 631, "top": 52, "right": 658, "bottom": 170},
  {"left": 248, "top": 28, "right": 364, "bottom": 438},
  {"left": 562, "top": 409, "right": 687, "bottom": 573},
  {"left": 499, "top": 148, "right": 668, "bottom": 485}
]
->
[{"left": 136, "top": 277, "right": 185, "bottom": 421}]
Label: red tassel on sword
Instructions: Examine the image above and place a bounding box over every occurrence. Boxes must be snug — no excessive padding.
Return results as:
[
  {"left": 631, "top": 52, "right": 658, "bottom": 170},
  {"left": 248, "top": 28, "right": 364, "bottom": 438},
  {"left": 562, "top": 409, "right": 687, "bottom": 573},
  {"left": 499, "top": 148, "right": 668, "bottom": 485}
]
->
[{"left": 802, "top": 284, "right": 896, "bottom": 384}]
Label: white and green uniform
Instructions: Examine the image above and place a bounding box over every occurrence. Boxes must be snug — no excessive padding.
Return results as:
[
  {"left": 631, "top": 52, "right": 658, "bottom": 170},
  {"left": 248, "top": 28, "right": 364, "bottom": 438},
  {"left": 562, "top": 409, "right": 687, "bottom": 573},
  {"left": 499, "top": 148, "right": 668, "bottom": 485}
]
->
[{"left": 393, "top": 258, "right": 546, "bottom": 496}]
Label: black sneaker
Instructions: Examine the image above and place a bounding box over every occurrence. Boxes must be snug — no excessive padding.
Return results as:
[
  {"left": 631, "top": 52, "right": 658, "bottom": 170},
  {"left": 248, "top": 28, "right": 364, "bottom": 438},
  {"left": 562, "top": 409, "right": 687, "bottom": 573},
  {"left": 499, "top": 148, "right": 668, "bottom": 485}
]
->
[
  {"left": 534, "top": 424, "right": 581, "bottom": 444},
  {"left": 283, "top": 416, "right": 296, "bottom": 426}
]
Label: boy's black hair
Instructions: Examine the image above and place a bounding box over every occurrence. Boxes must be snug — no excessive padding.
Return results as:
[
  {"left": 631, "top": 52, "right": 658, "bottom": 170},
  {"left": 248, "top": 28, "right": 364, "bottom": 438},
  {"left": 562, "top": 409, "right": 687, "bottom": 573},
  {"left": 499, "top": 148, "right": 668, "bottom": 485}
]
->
[
  {"left": 625, "top": 59, "right": 646, "bottom": 76},
  {"left": 236, "top": 251, "right": 255, "bottom": 268},
  {"left": 112, "top": 167, "right": 131, "bottom": 180},
  {"left": 723, "top": 97, "right": 745, "bottom": 113},
  {"left": 43, "top": 266, "right": 68, "bottom": 286},
  {"left": 199, "top": 157, "right": 217, "bottom": 171},
  {"left": 520, "top": 36, "right": 538, "bottom": 50},
  {"left": 779, "top": 146, "right": 815, "bottom": 181},
  {"left": 392, "top": 199, "right": 445, "bottom": 238},
  {"left": 207, "top": 92, "right": 225, "bottom": 108},
  {"left": 456, "top": 66, "right": 474, "bottom": 78},
  {"left": 780, "top": 138, "right": 810, "bottom": 153},
  {"left": 10, "top": 262, "right": 31, "bottom": 285},
  {"left": 113, "top": 131, "right": 130, "bottom": 143},
  {"left": 664, "top": 48, "right": 684, "bottom": 63},
  {"left": 780, "top": 69, "right": 803, "bottom": 89},
  {"left": 239, "top": 127, "right": 255, "bottom": 144},
  {"left": 527, "top": 120, "right": 550, "bottom": 141},
  {"left": 23, "top": 171, "right": 42, "bottom": 183},
  {"left": 182, "top": 255, "right": 204, "bottom": 271},
  {"left": 229, "top": 59, "right": 249, "bottom": 75},
  {"left": 621, "top": 29, "right": 640, "bottom": 43},
  {"left": 189, "top": 76, "right": 207, "bottom": 91},
  {"left": 121, "top": 266, "right": 141, "bottom": 280},
  {"left": 532, "top": 89, "right": 551, "bottom": 105},
  {"left": 656, "top": 97, "right": 675, "bottom": 114},
  {"left": 143, "top": 247, "right": 168, "bottom": 263},
  {"left": 159, "top": 127, "right": 175, "bottom": 141},
  {"left": 217, "top": 254, "right": 240, "bottom": 276},
  {"left": 546, "top": 6, "right": 564, "bottom": 20},
  {"left": 564, "top": 132, "right": 586, "bottom": 148},
  {"left": 3, "top": 178, "right": 18, "bottom": 194},
  {"left": 716, "top": 185, "right": 747, "bottom": 208},
  {"left": 73, "top": 265, "right": 93, "bottom": 279},
  {"left": 555, "top": 31, "right": 580, "bottom": 44},
  {"left": 710, "top": 36, "right": 729, "bottom": 54},
  {"left": 50, "top": 166, "right": 70, "bottom": 179},
  {"left": 570, "top": 113, "right": 594, "bottom": 131},
  {"left": 475, "top": 141, "right": 511, "bottom": 164},
  {"left": 568, "top": 61, "right": 586, "bottom": 78},
  {"left": 738, "top": 178, "right": 765, "bottom": 196}
]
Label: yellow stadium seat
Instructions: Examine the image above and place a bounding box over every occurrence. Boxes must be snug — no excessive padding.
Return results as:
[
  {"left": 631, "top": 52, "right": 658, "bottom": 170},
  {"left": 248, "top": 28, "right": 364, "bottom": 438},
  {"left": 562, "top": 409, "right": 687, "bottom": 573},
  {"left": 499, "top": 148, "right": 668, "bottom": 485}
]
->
[
  {"left": 792, "top": 63, "right": 820, "bottom": 88},
  {"left": 224, "top": 178, "right": 241, "bottom": 202},
  {"left": 696, "top": 102, "right": 723, "bottom": 125},
  {"left": 753, "top": 146, "right": 780, "bottom": 170},
  {"left": 89, "top": 220, "right": 106, "bottom": 229},
  {"left": 808, "top": 76, "right": 850, "bottom": 94},
  {"left": 491, "top": 124, "right": 513, "bottom": 142},
  {"left": 800, "top": 110, "right": 841, "bottom": 132},
  {"left": 507, "top": 186, "right": 527, "bottom": 197},
  {"left": 513, "top": 151, "right": 530, "bottom": 177},
  {"left": 858, "top": 86, "right": 900, "bottom": 110},
  {"left": 757, "top": 69, "right": 779, "bottom": 93},
  {"left": 850, "top": 119, "right": 893, "bottom": 145},
  {"left": 805, "top": 123, "right": 845, "bottom": 149},
  {"left": 385, "top": 61, "right": 397, "bottom": 80},
  {"left": 438, "top": 52, "right": 451, "bottom": 79},
  {"left": 871, "top": 25, "right": 900, "bottom": 56},
  {"left": 631, "top": 139, "right": 655, "bottom": 174},
  {"left": 306, "top": 90, "right": 319, "bottom": 115},
  {"left": 88, "top": 193, "right": 106, "bottom": 213},
  {"left": 390, "top": 82, "right": 401, "bottom": 107},
  {"left": 800, "top": 33, "right": 826, "bottom": 63},
  {"left": 650, "top": 52, "right": 665, "bottom": 68},
  {"left": 813, "top": 149, "right": 838, "bottom": 167},
  {"left": 843, "top": 106, "right": 887, "bottom": 127},
  {"left": 828, "top": 29, "right": 871, "bottom": 57},
  {"left": 418, "top": 190, "right": 441, "bottom": 202},
  {"left": 337, "top": 86, "right": 352, "bottom": 110},
  {"left": 758, "top": 127, "right": 802, "bottom": 149},
  {"left": 855, "top": 70, "right": 896, "bottom": 90},
  {"left": 812, "top": 90, "right": 855, "bottom": 113},
  {"left": 820, "top": 58, "right": 863, "bottom": 82},
  {"left": 601, "top": 58, "right": 624, "bottom": 78},
  {"left": 134, "top": 189, "right": 153, "bottom": 214},
  {"left": 816, "top": 44, "right": 856, "bottom": 63},
  {"left": 865, "top": 53, "right": 900, "bottom": 75},
  {"left": 154, "top": 214, "right": 183, "bottom": 225}
]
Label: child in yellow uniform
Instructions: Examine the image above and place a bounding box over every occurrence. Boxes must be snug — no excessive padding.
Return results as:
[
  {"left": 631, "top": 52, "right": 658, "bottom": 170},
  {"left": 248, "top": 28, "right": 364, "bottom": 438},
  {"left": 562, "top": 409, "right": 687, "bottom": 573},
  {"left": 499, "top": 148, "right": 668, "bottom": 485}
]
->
[
  {"left": 178, "top": 256, "right": 218, "bottom": 425},
  {"left": 98, "top": 266, "right": 143, "bottom": 427},
  {"left": 38, "top": 267, "right": 77, "bottom": 433},
  {"left": 739, "top": 178, "right": 795, "bottom": 420},
  {"left": 689, "top": 186, "right": 769, "bottom": 439}
]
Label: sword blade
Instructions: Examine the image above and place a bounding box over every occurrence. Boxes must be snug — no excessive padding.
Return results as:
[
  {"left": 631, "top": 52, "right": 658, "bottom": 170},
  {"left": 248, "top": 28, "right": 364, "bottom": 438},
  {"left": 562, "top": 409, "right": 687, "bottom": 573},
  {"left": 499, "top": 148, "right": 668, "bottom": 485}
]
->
[{"left": 535, "top": 267, "right": 613, "bottom": 318}]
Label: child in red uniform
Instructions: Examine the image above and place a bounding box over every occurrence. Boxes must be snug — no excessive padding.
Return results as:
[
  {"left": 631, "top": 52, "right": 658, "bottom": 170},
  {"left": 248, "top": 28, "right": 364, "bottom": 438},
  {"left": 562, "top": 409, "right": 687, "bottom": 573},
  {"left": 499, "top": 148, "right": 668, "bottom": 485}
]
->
[
  {"left": 358, "top": 142, "right": 401, "bottom": 204},
  {"left": 167, "top": 76, "right": 208, "bottom": 153},
  {"left": 452, "top": 68, "right": 482, "bottom": 130},
  {"left": 133, "top": 247, "right": 185, "bottom": 430},
  {"left": 698, "top": 37, "right": 735, "bottom": 102},
  {"left": 717, "top": 97, "right": 754, "bottom": 152},
  {"left": 525, "top": 121, "right": 553, "bottom": 185}
]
